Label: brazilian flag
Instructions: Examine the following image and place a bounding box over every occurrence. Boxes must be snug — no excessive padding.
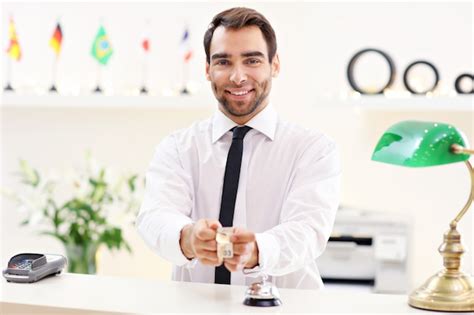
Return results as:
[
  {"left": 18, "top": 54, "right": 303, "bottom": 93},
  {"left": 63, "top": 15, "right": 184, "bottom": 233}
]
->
[{"left": 91, "top": 26, "right": 113, "bottom": 65}]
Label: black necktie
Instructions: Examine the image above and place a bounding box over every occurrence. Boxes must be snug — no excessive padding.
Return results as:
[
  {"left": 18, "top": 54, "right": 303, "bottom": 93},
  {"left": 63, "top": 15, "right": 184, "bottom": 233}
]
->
[{"left": 215, "top": 126, "right": 252, "bottom": 285}]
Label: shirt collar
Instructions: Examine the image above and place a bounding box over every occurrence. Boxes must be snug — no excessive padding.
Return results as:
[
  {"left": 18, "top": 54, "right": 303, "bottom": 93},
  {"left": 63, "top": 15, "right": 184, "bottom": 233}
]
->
[{"left": 211, "top": 103, "right": 278, "bottom": 143}]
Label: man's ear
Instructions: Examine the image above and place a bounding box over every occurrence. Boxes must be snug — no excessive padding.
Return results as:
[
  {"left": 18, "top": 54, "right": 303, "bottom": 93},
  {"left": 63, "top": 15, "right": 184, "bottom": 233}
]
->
[
  {"left": 205, "top": 62, "right": 211, "bottom": 81},
  {"left": 271, "top": 53, "right": 280, "bottom": 78}
]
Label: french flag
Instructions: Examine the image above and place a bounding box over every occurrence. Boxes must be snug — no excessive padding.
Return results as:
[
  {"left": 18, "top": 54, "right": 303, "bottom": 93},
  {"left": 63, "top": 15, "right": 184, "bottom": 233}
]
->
[{"left": 180, "top": 28, "right": 193, "bottom": 63}]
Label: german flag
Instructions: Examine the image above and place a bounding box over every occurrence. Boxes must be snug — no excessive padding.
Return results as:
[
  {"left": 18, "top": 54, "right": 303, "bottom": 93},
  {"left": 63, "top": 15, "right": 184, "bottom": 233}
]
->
[
  {"left": 6, "top": 17, "right": 21, "bottom": 61},
  {"left": 50, "top": 23, "right": 63, "bottom": 56}
]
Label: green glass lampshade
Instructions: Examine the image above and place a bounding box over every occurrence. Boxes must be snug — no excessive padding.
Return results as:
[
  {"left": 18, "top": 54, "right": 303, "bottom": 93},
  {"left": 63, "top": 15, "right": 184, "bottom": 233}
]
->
[{"left": 372, "top": 120, "right": 470, "bottom": 167}]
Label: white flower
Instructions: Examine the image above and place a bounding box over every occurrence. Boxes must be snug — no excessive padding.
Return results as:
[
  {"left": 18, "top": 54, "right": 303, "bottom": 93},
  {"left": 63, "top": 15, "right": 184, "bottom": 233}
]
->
[{"left": 28, "top": 210, "right": 45, "bottom": 227}]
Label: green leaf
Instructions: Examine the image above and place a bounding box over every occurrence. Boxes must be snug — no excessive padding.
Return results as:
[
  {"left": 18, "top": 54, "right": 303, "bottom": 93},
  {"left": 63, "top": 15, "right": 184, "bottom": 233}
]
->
[
  {"left": 53, "top": 208, "right": 62, "bottom": 228},
  {"left": 124, "top": 240, "right": 132, "bottom": 253},
  {"left": 92, "top": 185, "right": 106, "bottom": 203},
  {"left": 99, "top": 227, "right": 125, "bottom": 250},
  {"left": 68, "top": 222, "right": 91, "bottom": 245},
  {"left": 89, "top": 177, "right": 107, "bottom": 203},
  {"left": 19, "top": 159, "right": 40, "bottom": 187},
  {"left": 43, "top": 207, "right": 49, "bottom": 218},
  {"left": 128, "top": 175, "right": 138, "bottom": 192},
  {"left": 99, "top": 168, "right": 105, "bottom": 180},
  {"left": 13, "top": 154, "right": 138, "bottom": 259},
  {"left": 63, "top": 198, "right": 98, "bottom": 222}
]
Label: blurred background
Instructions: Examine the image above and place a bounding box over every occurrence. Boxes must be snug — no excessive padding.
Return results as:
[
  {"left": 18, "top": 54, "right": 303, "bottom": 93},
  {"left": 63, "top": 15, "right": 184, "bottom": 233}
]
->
[{"left": 1, "top": 0, "right": 473, "bottom": 294}]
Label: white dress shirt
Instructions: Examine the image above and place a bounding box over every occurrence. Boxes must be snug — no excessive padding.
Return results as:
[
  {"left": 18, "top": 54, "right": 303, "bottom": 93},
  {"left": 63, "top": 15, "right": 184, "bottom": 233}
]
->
[{"left": 136, "top": 103, "right": 341, "bottom": 289}]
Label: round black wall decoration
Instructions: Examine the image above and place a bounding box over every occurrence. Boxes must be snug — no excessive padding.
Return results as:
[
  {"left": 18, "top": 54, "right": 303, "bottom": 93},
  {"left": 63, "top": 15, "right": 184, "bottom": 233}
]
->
[
  {"left": 403, "top": 60, "right": 440, "bottom": 95},
  {"left": 454, "top": 73, "right": 474, "bottom": 94},
  {"left": 347, "top": 48, "right": 396, "bottom": 95}
]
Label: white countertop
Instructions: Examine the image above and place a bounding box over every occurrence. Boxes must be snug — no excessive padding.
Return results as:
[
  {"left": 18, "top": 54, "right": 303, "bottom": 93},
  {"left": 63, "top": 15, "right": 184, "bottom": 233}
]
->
[{"left": 1, "top": 273, "right": 444, "bottom": 314}]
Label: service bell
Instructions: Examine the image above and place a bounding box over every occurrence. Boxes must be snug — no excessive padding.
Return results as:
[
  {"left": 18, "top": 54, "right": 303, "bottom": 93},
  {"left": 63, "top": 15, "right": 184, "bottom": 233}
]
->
[{"left": 243, "top": 274, "right": 282, "bottom": 307}]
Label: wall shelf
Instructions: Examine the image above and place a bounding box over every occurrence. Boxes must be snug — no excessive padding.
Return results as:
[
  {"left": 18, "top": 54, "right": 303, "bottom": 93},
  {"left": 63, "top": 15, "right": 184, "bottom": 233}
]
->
[
  {"left": 1, "top": 94, "right": 472, "bottom": 112},
  {"left": 333, "top": 95, "right": 473, "bottom": 112},
  {"left": 0, "top": 93, "right": 217, "bottom": 110}
]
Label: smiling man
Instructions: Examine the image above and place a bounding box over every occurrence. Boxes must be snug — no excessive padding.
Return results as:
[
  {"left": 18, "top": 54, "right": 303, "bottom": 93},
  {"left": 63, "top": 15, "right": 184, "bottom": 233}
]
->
[
  {"left": 206, "top": 24, "right": 276, "bottom": 123},
  {"left": 137, "top": 7, "right": 341, "bottom": 289}
]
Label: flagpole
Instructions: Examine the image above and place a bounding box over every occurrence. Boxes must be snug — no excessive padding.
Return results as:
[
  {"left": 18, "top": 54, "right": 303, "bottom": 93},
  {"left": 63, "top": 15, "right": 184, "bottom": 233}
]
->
[
  {"left": 93, "top": 18, "right": 103, "bottom": 93},
  {"left": 140, "top": 52, "right": 148, "bottom": 94},
  {"left": 180, "top": 26, "right": 191, "bottom": 95},
  {"left": 4, "top": 15, "right": 15, "bottom": 92},
  {"left": 50, "top": 55, "right": 58, "bottom": 92},
  {"left": 140, "top": 20, "right": 150, "bottom": 95},
  {"left": 4, "top": 57, "right": 14, "bottom": 91},
  {"left": 94, "top": 63, "right": 102, "bottom": 93},
  {"left": 181, "top": 60, "right": 189, "bottom": 95}
]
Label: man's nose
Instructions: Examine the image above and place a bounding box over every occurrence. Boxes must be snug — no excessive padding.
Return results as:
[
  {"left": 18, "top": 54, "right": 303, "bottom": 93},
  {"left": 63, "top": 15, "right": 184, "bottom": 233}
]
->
[{"left": 229, "top": 65, "right": 247, "bottom": 85}]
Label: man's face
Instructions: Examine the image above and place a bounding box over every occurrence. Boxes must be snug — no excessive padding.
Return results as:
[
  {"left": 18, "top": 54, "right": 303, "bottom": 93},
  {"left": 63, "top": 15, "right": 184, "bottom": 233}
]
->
[{"left": 206, "top": 26, "right": 280, "bottom": 121}]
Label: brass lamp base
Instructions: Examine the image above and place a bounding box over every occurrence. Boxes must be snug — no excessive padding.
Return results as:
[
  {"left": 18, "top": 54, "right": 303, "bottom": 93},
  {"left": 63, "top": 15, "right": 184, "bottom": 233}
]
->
[
  {"left": 409, "top": 268, "right": 474, "bottom": 311},
  {"left": 409, "top": 222, "right": 474, "bottom": 312}
]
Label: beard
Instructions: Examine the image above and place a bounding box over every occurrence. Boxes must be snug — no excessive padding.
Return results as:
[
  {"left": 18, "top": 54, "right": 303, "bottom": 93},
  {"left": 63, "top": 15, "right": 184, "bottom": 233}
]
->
[{"left": 212, "top": 78, "right": 271, "bottom": 117}]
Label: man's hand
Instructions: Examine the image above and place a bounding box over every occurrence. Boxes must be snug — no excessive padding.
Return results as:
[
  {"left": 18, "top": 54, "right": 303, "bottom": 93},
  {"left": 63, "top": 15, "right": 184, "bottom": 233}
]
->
[
  {"left": 224, "top": 227, "right": 259, "bottom": 272},
  {"left": 180, "top": 219, "right": 222, "bottom": 266}
]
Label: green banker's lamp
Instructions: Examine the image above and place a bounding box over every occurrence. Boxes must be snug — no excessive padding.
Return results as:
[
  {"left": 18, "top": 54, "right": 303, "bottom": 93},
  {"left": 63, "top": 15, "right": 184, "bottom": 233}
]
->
[{"left": 372, "top": 120, "right": 474, "bottom": 312}]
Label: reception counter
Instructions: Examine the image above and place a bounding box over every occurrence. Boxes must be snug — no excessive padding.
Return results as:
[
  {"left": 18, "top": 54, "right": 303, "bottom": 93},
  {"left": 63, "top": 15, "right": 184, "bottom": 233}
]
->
[{"left": 1, "top": 273, "right": 444, "bottom": 314}]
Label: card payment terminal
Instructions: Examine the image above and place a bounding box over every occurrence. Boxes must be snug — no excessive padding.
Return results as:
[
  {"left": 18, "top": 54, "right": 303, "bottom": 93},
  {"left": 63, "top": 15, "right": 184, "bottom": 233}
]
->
[{"left": 3, "top": 253, "right": 67, "bottom": 283}]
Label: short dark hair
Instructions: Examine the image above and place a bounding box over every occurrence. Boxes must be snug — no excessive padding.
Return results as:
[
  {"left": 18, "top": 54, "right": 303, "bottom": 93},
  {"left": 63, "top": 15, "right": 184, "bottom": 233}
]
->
[{"left": 203, "top": 7, "right": 277, "bottom": 63}]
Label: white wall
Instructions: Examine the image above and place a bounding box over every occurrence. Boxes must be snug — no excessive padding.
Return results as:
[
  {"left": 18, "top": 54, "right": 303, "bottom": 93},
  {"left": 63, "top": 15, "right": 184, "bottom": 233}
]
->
[
  {"left": 2, "top": 1, "right": 472, "bottom": 97},
  {"left": 1, "top": 1, "right": 473, "bottom": 289}
]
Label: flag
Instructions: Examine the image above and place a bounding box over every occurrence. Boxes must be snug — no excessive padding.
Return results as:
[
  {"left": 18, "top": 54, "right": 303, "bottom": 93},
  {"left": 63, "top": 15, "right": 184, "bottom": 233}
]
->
[
  {"left": 49, "top": 22, "right": 63, "bottom": 56},
  {"left": 91, "top": 25, "right": 113, "bottom": 65},
  {"left": 142, "top": 38, "right": 150, "bottom": 52},
  {"left": 6, "top": 17, "right": 21, "bottom": 61},
  {"left": 180, "top": 28, "right": 192, "bottom": 63}
]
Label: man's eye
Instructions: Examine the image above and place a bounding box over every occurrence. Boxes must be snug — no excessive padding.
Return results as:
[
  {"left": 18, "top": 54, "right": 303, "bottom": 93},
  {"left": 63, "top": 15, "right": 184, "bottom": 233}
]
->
[
  {"left": 215, "top": 60, "right": 229, "bottom": 66},
  {"left": 247, "top": 59, "right": 261, "bottom": 65}
]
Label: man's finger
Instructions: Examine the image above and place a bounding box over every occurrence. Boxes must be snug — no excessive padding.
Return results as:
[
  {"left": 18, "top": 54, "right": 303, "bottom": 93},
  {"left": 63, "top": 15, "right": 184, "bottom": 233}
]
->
[
  {"left": 230, "top": 228, "right": 255, "bottom": 243},
  {"left": 207, "top": 219, "right": 222, "bottom": 231},
  {"left": 196, "top": 226, "right": 217, "bottom": 241},
  {"left": 195, "top": 247, "right": 218, "bottom": 257},
  {"left": 232, "top": 243, "right": 252, "bottom": 255},
  {"left": 199, "top": 240, "right": 217, "bottom": 251}
]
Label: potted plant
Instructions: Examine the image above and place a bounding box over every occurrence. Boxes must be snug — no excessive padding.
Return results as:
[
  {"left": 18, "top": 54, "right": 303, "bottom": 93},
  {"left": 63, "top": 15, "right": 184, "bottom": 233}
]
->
[{"left": 2, "top": 154, "right": 140, "bottom": 274}]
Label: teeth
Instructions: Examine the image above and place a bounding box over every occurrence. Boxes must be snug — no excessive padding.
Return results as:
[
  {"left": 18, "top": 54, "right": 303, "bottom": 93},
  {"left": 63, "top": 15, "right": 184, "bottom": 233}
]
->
[{"left": 230, "top": 90, "right": 250, "bottom": 96}]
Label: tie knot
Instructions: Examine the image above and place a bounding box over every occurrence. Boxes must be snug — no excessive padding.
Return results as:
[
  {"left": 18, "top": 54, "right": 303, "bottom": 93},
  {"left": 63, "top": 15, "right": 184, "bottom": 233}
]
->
[{"left": 232, "top": 126, "right": 252, "bottom": 140}]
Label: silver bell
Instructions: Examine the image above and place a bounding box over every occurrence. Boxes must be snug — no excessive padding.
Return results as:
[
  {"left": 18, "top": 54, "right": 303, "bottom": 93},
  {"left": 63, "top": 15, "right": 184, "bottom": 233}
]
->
[{"left": 243, "top": 274, "right": 282, "bottom": 307}]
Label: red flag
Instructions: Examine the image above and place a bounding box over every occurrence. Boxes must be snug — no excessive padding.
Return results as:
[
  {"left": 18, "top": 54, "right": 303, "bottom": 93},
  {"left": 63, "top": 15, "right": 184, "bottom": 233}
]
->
[{"left": 142, "top": 38, "right": 149, "bottom": 52}]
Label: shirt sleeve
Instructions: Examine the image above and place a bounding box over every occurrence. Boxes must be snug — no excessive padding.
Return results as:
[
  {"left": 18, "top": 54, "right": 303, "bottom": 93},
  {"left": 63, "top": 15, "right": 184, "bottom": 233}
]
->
[
  {"left": 255, "top": 135, "right": 341, "bottom": 276},
  {"left": 135, "top": 134, "right": 195, "bottom": 267}
]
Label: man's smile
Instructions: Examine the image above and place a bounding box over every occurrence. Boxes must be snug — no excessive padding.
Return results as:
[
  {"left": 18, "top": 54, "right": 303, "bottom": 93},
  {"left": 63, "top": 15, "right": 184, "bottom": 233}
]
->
[{"left": 225, "top": 88, "right": 255, "bottom": 99}]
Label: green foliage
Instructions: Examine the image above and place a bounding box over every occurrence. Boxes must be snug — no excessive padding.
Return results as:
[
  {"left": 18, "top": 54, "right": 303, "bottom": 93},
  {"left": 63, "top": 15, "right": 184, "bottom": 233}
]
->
[{"left": 5, "top": 158, "right": 140, "bottom": 254}]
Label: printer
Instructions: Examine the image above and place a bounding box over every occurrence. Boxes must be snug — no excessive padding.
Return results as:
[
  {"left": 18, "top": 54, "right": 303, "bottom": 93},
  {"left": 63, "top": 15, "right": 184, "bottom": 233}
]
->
[{"left": 317, "top": 207, "right": 412, "bottom": 293}]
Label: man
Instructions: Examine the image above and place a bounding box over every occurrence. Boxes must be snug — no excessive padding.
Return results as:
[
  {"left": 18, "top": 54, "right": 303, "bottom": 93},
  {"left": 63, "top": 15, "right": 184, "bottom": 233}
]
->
[{"left": 136, "top": 7, "right": 340, "bottom": 289}]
